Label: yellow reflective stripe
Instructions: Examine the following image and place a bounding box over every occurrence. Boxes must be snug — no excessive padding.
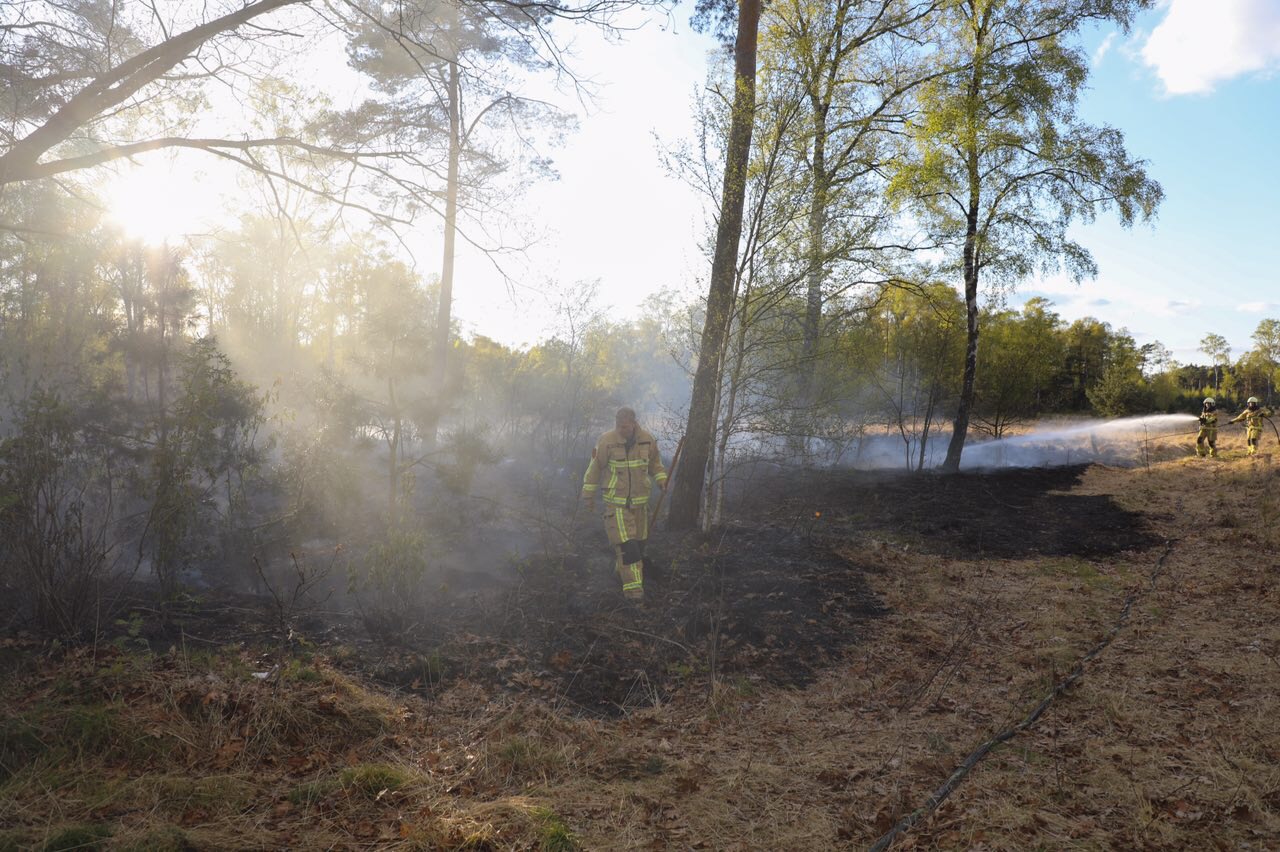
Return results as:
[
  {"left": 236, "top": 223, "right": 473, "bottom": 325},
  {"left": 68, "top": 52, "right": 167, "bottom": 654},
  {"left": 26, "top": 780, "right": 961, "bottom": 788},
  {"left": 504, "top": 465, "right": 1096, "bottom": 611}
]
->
[
  {"left": 615, "top": 508, "right": 629, "bottom": 543},
  {"left": 604, "top": 495, "right": 647, "bottom": 505},
  {"left": 655, "top": 472, "right": 668, "bottom": 482},
  {"left": 623, "top": 564, "right": 642, "bottom": 590},
  {"left": 608, "top": 459, "right": 648, "bottom": 469},
  {"left": 582, "top": 484, "right": 598, "bottom": 491}
]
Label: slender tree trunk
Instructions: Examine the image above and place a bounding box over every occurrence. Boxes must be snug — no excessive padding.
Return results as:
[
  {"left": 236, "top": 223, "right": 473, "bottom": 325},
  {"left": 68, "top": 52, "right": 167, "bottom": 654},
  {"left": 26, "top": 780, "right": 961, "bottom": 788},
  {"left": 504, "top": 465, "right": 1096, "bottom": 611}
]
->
[
  {"left": 427, "top": 55, "right": 461, "bottom": 450},
  {"left": 668, "top": 0, "right": 762, "bottom": 531},
  {"left": 388, "top": 368, "right": 401, "bottom": 522},
  {"left": 710, "top": 295, "right": 751, "bottom": 529},
  {"left": 918, "top": 384, "right": 938, "bottom": 472},
  {"left": 941, "top": 86, "right": 983, "bottom": 473},
  {"left": 799, "top": 108, "right": 829, "bottom": 396}
]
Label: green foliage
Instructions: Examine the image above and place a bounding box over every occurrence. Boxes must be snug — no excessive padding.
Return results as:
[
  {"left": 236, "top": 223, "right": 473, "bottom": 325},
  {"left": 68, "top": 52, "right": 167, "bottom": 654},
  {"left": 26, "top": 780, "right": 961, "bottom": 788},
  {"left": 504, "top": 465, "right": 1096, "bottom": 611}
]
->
[
  {"left": 141, "top": 335, "right": 267, "bottom": 603},
  {"left": 975, "top": 299, "right": 1065, "bottom": 436},
  {"left": 843, "top": 283, "right": 964, "bottom": 469},
  {"left": 1087, "top": 332, "right": 1153, "bottom": 416},
  {"left": 0, "top": 392, "right": 116, "bottom": 638},
  {"left": 351, "top": 524, "right": 431, "bottom": 639}
]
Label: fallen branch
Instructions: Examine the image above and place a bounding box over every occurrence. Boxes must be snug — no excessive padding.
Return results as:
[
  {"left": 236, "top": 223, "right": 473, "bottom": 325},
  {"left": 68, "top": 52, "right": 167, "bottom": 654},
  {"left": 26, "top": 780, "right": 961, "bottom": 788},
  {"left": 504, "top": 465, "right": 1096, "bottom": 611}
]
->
[{"left": 868, "top": 538, "right": 1178, "bottom": 852}]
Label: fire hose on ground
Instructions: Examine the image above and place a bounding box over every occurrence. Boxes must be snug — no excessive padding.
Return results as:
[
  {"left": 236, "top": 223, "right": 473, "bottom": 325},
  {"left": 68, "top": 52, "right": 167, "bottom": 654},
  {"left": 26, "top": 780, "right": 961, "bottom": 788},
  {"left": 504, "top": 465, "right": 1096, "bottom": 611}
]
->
[{"left": 867, "top": 538, "right": 1178, "bottom": 852}]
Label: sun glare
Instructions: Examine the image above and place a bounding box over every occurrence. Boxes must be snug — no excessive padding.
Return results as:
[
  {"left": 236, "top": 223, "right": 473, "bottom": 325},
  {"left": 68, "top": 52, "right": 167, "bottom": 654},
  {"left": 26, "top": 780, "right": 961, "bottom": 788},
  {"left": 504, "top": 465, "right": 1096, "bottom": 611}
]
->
[{"left": 103, "top": 160, "right": 222, "bottom": 245}]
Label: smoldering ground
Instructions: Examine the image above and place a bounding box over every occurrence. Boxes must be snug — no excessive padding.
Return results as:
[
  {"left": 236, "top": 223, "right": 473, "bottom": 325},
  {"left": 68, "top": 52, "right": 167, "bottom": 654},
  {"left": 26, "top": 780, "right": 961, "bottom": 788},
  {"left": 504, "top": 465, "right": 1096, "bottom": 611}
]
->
[{"left": 192, "top": 417, "right": 1166, "bottom": 719}]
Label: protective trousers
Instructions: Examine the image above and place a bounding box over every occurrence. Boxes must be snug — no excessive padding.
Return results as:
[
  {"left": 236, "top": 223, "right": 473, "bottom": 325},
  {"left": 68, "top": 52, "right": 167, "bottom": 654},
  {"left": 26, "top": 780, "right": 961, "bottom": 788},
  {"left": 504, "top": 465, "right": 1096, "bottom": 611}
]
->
[
  {"left": 1196, "top": 424, "right": 1217, "bottom": 457},
  {"left": 1247, "top": 425, "right": 1262, "bottom": 455},
  {"left": 604, "top": 504, "right": 648, "bottom": 598}
]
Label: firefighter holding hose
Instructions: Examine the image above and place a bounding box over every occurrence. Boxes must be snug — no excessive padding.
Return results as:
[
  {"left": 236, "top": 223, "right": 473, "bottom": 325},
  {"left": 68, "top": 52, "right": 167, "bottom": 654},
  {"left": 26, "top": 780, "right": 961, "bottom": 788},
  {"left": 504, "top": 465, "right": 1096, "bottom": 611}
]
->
[
  {"left": 1196, "top": 397, "right": 1219, "bottom": 457},
  {"left": 1230, "top": 397, "right": 1275, "bottom": 456},
  {"left": 581, "top": 407, "right": 668, "bottom": 602}
]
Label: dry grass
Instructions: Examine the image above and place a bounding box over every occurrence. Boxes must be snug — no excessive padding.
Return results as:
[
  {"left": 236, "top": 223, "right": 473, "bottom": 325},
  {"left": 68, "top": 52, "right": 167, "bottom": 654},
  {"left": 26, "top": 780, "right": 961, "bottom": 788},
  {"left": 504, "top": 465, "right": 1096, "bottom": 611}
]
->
[
  {"left": 0, "top": 647, "right": 588, "bottom": 850},
  {"left": 3, "top": 433, "right": 1278, "bottom": 849}
]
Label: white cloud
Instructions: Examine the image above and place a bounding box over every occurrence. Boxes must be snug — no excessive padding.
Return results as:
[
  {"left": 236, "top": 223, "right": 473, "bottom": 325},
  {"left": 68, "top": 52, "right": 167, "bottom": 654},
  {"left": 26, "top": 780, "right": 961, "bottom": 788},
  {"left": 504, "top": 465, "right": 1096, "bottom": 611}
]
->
[
  {"left": 1141, "top": 0, "right": 1280, "bottom": 95},
  {"left": 1092, "top": 32, "right": 1117, "bottom": 67},
  {"left": 1237, "top": 301, "right": 1280, "bottom": 313}
]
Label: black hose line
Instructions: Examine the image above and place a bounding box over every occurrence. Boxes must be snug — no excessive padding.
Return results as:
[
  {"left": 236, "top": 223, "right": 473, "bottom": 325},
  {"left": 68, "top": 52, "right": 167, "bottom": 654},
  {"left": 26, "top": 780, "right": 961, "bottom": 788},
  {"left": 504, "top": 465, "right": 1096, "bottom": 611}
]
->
[{"left": 868, "top": 539, "right": 1177, "bottom": 852}]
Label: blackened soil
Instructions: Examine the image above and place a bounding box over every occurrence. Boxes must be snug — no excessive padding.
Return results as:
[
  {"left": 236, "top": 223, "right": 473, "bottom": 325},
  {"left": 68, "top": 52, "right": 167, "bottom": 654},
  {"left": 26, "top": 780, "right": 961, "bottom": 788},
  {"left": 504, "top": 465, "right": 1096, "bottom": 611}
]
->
[
  {"left": 78, "top": 464, "right": 1157, "bottom": 719},
  {"left": 737, "top": 463, "right": 1158, "bottom": 559},
  {"left": 379, "top": 523, "right": 887, "bottom": 716}
]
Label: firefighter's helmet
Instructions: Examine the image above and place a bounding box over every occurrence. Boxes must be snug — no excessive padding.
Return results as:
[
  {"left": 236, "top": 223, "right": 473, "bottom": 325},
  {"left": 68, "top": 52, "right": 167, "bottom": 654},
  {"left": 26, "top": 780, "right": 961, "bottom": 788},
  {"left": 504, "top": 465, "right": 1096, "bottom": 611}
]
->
[
  {"left": 1203, "top": 397, "right": 1215, "bottom": 409},
  {"left": 1248, "top": 396, "right": 1260, "bottom": 406}
]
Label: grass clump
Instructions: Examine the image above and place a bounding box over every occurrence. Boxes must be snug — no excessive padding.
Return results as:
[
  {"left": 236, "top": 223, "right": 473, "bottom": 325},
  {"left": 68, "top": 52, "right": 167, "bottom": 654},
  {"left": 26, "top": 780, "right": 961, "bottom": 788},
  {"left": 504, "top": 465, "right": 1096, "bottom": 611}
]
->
[
  {"left": 532, "top": 806, "right": 579, "bottom": 851},
  {"left": 492, "top": 735, "right": 566, "bottom": 782},
  {"left": 289, "top": 762, "right": 416, "bottom": 806},
  {"left": 41, "top": 824, "right": 112, "bottom": 851},
  {"left": 282, "top": 658, "right": 323, "bottom": 683},
  {"left": 287, "top": 777, "right": 339, "bottom": 807},
  {"left": 114, "top": 825, "right": 192, "bottom": 852},
  {"left": 0, "top": 714, "right": 46, "bottom": 781},
  {"left": 0, "top": 829, "right": 29, "bottom": 852},
  {"left": 140, "top": 774, "right": 258, "bottom": 815},
  {"left": 339, "top": 762, "right": 414, "bottom": 798}
]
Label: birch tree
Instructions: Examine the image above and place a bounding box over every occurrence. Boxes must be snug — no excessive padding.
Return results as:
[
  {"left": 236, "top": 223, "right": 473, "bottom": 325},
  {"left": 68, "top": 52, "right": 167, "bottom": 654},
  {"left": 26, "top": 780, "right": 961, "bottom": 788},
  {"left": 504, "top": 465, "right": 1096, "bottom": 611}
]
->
[{"left": 888, "top": 0, "right": 1162, "bottom": 472}]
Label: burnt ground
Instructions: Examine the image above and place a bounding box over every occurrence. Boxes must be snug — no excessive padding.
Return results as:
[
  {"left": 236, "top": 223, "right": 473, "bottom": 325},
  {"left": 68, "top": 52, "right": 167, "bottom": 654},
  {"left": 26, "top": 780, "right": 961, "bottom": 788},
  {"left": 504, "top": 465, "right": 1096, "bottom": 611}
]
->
[
  {"left": 733, "top": 462, "right": 1159, "bottom": 559},
  {"left": 338, "top": 521, "right": 889, "bottom": 717},
  {"left": 11, "top": 454, "right": 1280, "bottom": 850},
  {"left": 283, "top": 464, "right": 1160, "bottom": 717},
  {"left": 79, "top": 464, "right": 1159, "bottom": 719}
]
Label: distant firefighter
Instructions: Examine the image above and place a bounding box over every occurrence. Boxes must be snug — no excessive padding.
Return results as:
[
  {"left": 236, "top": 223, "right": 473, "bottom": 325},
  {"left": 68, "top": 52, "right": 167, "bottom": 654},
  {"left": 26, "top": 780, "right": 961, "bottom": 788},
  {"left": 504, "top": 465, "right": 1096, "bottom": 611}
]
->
[
  {"left": 1229, "top": 397, "right": 1275, "bottom": 456},
  {"left": 1196, "top": 397, "right": 1218, "bottom": 457},
  {"left": 581, "top": 407, "right": 668, "bottom": 602}
]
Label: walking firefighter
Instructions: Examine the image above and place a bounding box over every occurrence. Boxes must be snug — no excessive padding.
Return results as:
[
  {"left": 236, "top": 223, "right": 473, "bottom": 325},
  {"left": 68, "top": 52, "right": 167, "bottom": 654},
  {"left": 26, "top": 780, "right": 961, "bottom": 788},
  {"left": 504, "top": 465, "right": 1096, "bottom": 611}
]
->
[
  {"left": 581, "top": 407, "right": 668, "bottom": 602},
  {"left": 1229, "top": 397, "right": 1276, "bottom": 457},
  {"left": 1196, "top": 397, "right": 1219, "bottom": 457}
]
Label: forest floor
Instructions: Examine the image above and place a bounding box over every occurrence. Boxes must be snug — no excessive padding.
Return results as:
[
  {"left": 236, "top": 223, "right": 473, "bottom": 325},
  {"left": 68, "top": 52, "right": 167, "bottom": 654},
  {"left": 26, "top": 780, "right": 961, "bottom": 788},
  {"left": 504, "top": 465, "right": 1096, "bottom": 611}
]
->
[{"left": 3, "top": 432, "right": 1280, "bottom": 850}]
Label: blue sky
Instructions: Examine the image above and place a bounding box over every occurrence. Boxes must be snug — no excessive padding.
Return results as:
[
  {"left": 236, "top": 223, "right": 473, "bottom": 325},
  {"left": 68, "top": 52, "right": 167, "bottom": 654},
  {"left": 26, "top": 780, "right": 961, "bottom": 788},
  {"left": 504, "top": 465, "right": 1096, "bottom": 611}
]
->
[
  {"left": 436, "top": 1, "right": 1280, "bottom": 364},
  {"left": 1018, "top": 0, "right": 1280, "bottom": 363}
]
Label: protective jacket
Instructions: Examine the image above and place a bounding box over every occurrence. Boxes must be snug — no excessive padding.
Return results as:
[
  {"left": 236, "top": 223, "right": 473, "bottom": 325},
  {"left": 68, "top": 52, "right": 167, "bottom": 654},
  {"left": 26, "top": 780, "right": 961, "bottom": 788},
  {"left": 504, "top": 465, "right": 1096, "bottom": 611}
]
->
[
  {"left": 1230, "top": 405, "right": 1274, "bottom": 454},
  {"left": 1230, "top": 406, "right": 1273, "bottom": 431},
  {"left": 582, "top": 426, "right": 667, "bottom": 599},
  {"left": 581, "top": 427, "right": 668, "bottom": 506}
]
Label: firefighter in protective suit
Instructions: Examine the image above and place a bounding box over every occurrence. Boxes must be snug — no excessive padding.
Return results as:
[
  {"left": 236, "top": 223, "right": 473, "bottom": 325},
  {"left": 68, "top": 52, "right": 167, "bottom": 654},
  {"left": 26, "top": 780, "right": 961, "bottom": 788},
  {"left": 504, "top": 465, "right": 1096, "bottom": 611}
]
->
[
  {"left": 581, "top": 407, "right": 668, "bottom": 601},
  {"left": 1229, "top": 397, "right": 1275, "bottom": 456},
  {"left": 1196, "top": 397, "right": 1218, "bottom": 457}
]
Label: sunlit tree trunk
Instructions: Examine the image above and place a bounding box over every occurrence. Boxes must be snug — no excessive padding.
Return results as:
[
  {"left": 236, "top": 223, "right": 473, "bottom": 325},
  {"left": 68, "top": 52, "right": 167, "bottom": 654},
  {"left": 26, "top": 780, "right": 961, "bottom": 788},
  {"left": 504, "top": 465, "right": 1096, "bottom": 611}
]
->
[
  {"left": 428, "top": 54, "right": 461, "bottom": 451},
  {"left": 669, "top": 0, "right": 762, "bottom": 531},
  {"left": 941, "top": 72, "right": 982, "bottom": 474},
  {"left": 799, "top": 110, "right": 828, "bottom": 396}
]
